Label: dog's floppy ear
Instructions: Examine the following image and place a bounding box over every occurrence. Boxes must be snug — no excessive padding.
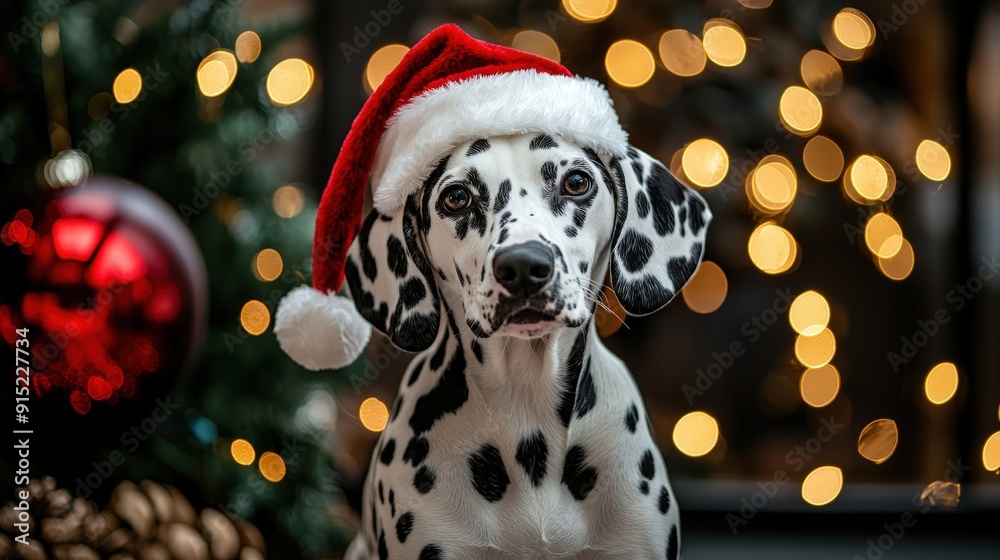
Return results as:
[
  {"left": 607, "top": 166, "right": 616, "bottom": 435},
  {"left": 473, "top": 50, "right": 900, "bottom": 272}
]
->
[
  {"left": 343, "top": 196, "right": 442, "bottom": 352},
  {"left": 608, "top": 147, "right": 712, "bottom": 316}
]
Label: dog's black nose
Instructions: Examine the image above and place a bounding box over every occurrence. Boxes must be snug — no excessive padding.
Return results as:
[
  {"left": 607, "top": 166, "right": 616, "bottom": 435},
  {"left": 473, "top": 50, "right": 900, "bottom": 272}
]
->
[{"left": 493, "top": 241, "right": 555, "bottom": 297}]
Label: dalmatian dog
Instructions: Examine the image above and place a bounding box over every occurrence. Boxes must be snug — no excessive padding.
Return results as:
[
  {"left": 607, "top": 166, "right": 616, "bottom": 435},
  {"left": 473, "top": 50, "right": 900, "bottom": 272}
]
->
[{"left": 343, "top": 133, "right": 711, "bottom": 560}]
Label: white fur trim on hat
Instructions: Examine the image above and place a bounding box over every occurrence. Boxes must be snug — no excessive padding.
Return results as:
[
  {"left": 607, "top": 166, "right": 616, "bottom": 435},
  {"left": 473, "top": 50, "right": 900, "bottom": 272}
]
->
[
  {"left": 370, "top": 70, "right": 628, "bottom": 213},
  {"left": 274, "top": 285, "right": 371, "bottom": 371}
]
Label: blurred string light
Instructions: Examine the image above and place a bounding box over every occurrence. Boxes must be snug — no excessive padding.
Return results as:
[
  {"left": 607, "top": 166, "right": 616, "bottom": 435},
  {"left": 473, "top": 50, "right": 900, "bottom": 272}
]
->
[
  {"left": 747, "top": 223, "right": 797, "bottom": 274},
  {"left": 738, "top": 0, "right": 773, "bottom": 7},
  {"left": 747, "top": 155, "right": 797, "bottom": 214},
  {"left": 779, "top": 86, "right": 822, "bottom": 136},
  {"left": 802, "top": 135, "right": 845, "bottom": 182},
  {"left": 258, "top": 451, "right": 286, "bottom": 482},
  {"left": 682, "top": 261, "right": 728, "bottom": 314},
  {"left": 659, "top": 30, "right": 707, "bottom": 77},
  {"left": 795, "top": 328, "right": 836, "bottom": 368},
  {"left": 789, "top": 291, "right": 830, "bottom": 336},
  {"left": 240, "top": 300, "right": 271, "bottom": 336},
  {"left": 877, "top": 238, "right": 915, "bottom": 280},
  {"left": 253, "top": 248, "right": 283, "bottom": 282},
  {"left": 924, "top": 362, "right": 959, "bottom": 405},
  {"left": 802, "top": 466, "right": 843, "bottom": 506},
  {"left": 365, "top": 45, "right": 408, "bottom": 92},
  {"left": 112, "top": 68, "right": 142, "bottom": 104},
  {"left": 230, "top": 438, "right": 256, "bottom": 466},
  {"left": 702, "top": 19, "right": 747, "bottom": 68},
  {"left": 832, "top": 8, "right": 876, "bottom": 51},
  {"left": 605, "top": 40, "right": 655, "bottom": 88},
  {"left": 984, "top": 432, "right": 1000, "bottom": 473},
  {"left": 800, "top": 50, "right": 843, "bottom": 96},
  {"left": 915, "top": 140, "right": 952, "bottom": 181},
  {"left": 267, "top": 58, "right": 315, "bottom": 105},
  {"left": 273, "top": 184, "right": 305, "bottom": 218},
  {"left": 681, "top": 139, "right": 729, "bottom": 187},
  {"left": 800, "top": 365, "right": 840, "bottom": 408},
  {"left": 512, "top": 30, "right": 560, "bottom": 62},
  {"left": 359, "top": 397, "right": 389, "bottom": 432},
  {"left": 672, "top": 411, "right": 720, "bottom": 457},
  {"left": 235, "top": 30, "right": 261, "bottom": 63},
  {"left": 919, "top": 480, "right": 961, "bottom": 510},
  {"left": 197, "top": 50, "right": 238, "bottom": 98},
  {"left": 562, "top": 0, "right": 617, "bottom": 23},
  {"left": 858, "top": 419, "right": 899, "bottom": 464},
  {"left": 864, "top": 213, "right": 903, "bottom": 258}
]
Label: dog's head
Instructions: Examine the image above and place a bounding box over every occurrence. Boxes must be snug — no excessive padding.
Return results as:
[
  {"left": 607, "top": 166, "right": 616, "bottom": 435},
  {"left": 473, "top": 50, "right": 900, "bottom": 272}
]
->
[{"left": 344, "top": 133, "right": 711, "bottom": 351}]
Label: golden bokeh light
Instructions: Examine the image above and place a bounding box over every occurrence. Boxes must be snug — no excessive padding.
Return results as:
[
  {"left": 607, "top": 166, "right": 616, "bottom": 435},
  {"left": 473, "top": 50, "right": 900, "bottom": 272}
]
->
[
  {"left": 833, "top": 8, "right": 876, "bottom": 50},
  {"left": 359, "top": 397, "right": 390, "bottom": 432},
  {"left": 800, "top": 365, "right": 840, "bottom": 408},
  {"left": 878, "top": 238, "right": 915, "bottom": 281},
  {"left": 915, "top": 140, "right": 951, "bottom": 182},
  {"left": 605, "top": 40, "right": 656, "bottom": 88},
  {"left": 267, "top": 58, "right": 315, "bottom": 105},
  {"left": 659, "top": 29, "right": 707, "bottom": 77},
  {"left": 984, "top": 431, "right": 1000, "bottom": 472},
  {"left": 240, "top": 300, "right": 271, "bottom": 336},
  {"left": 273, "top": 185, "right": 305, "bottom": 218},
  {"left": 749, "top": 155, "right": 797, "bottom": 214},
  {"left": 258, "top": 451, "right": 286, "bottom": 482},
  {"left": 802, "top": 466, "right": 843, "bottom": 506},
  {"left": 924, "top": 362, "right": 959, "bottom": 405},
  {"left": 235, "top": 31, "right": 262, "bottom": 63},
  {"left": 789, "top": 291, "right": 830, "bottom": 336},
  {"left": 562, "top": 0, "right": 617, "bottom": 22},
  {"left": 254, "top": 248, "right": 283, "bottom": 282},
  {"left": 919, "top": 480, "right": 961, "bottom": 510},
  {"left": 682, "top": 261, "right": 728, "bottom": 314},
  {"left": 748, "top": 223, "right": 797, "bottom": 274},
  {"left": 230, "top": 439, "right": 256, "bottom": 466},
  {"left": 795, "top": 328, "right": 836, "bottom": 368},
  {"left": 738, "top": 0, "right": 773, "bottom": 7},
  {"left": 365, "top": 45, "right": 409, "bottom": 92},
  {"left": 858, "top": 419, "right": 899, "bottom": 464},
  {"left": 112, "top": 68, "right": 143, "bottom": 104},
  {"left": 197, "top": 50, "right": 239, "bottom": 98},
  {"left": 681, "top": 139, "right": 729, "bottom": 187},
  {"left": 801, "top": 50, "right": 843, "bottom": 96},
  {"left": 512, "top": 30, "right": 561, "bottom": 63},
  {"left": 865, "top": 213, "right": 904, "bottom": 259},
  {"left": 702, "top": 19, "right": 747, "bottom": 68},
  {"left": 779, "top": 86, "right": 823, "bottom": 136},
  {"left": 672, "top": 411, "right": 720, "bottom": 457},
  {"left": 849, "top": 155, "right": 889, "bottom": 200},
  {"left": 803, "top": 136, "right": 845, "bottom": 183}
]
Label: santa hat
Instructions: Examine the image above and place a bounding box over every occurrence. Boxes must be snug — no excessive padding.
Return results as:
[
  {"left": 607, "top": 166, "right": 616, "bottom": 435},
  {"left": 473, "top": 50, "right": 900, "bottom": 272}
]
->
[{"left": 275, "top": 23, "right": 629, "bottom": 370}]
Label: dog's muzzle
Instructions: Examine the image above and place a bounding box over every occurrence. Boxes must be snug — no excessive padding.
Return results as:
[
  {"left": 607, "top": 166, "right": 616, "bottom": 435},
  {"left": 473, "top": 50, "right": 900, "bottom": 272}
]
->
[{"left": 492, "top": 241, "right": 558, "bottom": 327}]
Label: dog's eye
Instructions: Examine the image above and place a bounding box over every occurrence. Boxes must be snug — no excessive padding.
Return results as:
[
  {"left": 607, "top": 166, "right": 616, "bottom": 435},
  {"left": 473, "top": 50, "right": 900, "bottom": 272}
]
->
[
  {"left": 562, "top": 171, "right": 593, "bottom": 197},
  {"left": 440, "top": 185, "right": 472, "bottom": 213}
]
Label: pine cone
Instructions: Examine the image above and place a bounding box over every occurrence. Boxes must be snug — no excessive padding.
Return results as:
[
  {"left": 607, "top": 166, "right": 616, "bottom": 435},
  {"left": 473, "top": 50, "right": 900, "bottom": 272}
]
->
[{"left": 0, "top": 478, "right": 267, "bottom": 560}]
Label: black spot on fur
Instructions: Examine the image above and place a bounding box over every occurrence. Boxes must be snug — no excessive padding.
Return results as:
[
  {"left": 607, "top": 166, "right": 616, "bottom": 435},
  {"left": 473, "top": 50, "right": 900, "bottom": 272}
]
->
[
  {"left": 419, "top": 544, "right": 442, "bottom": 560},
  {"left": 530, "top": 134, "right": 559, "bottom": 150},
  {"left": 407, "top": 358, "right": 425, "bottom": 387},
  {"left": 499, "top": 210, "right": 512, "bottom": 227},
  {"left": 562, "top": 445, "right": 598, "bottom": 501},
  {"left": 498, "top": 228, "right": 509, "bottom": 245},
  {"left": 640, "top": 450, "right": 655, "bottom": 479},
  {"left": 666, "top": 525, "right": 679, "bottom": 560},
  {"left": 493, "top": 179, "right": 512, "bottom": 214},
  {"left": 380, "top": 439, "right": 396, "bottom": 466},
  {"left": 579, "top": 261, "right": 588, "bottom": 273},
  {"left": 573, "top": 207, "right": 588, "bottom": 228},
  {"left": 436, "top": 267, "right": 447, "bottom": 281},
  {"left": 647, "top": 163, "right": 684, "bottom": 235},
  {"left": 420, "top": 157, "right": 450, "bottom": 234},
  {"left": 667, "top": 242, "right": 703, "bottom": 291},
  {"left": 565, "top": 226, "right": 578, "bottom": 238},
  {"left": 414, "top": 466, "right": 436, "bottom": 494},
  {"left": 396, "top": 511, "right": 414, "bottom": 543},
  {"left": 467, "top": 138, "right": 490, "bottom": 157},
  {"left": 378, "top": 529, "right": 388, "bottom": 560},
  {"left": 409, "top": 346, "right": 468, "bottom": 435},
  {"left": 403, "top": 436, "right": 429, "bottom": 467},
  {"left": 344, "top": 258, "right": 389, "bottom": 332},
  {"left": 688, "top": 193, "right": 707, "bottom": 234},
  {"left": 466, "top": 318, "right": 489, "bottom": 339},
  {"left": 610, "top": 259, "right": 673, "bottom": 316},
  {"left": 640, "top": 480, "right": 650, "bottom": 495},
  {"left": 468, "top": 444, "right": 511, "bottom": 502},
  {"left": 387, "top": 234, "right": 407, "bottom": 278},
  {"left": 574, "top": 362, "right": 596, "bottom": 419},
  {"left": 378, "top": 480, "right": 384, "bottom": 503},
  {"left": 625, "top": 403, "right": 639, "bottom": 433},
  {"left": 358, "top": 213, "right": 379, "bottom": 281},
  {"left": 617, "top": 230, "right": 654, "bottom": 273},
  {"left": 391, "top": 395, "right": 403, "bottom": 421},
  {"left": 636, "top": 190, "right": 650, "bottom": 219},
  {"left": 516, "top": 430, "right": 549, "bottom": 487},
  {"left": 659, "top": 485, "right": 672, "bottom": 514},
  {"left": 519, "top": 188, "right": 528, "bottom": 197},
  {"left": 399, "top": 277, "right": 427, "bottom": 309},
  {"left": 557, "top": 327, "right": 589, "bottom": 427},
  {"left": 389, "top": 489, "right": 395, "bottom": 517},
  {"left": 471, "top": 340, "right": 484, "bottom": 363}
]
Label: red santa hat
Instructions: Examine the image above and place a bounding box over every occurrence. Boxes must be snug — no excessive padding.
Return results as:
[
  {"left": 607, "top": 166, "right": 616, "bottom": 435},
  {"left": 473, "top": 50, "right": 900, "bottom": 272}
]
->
[{"left": 275, "top": 23, "right": 629, "bottom": 370}]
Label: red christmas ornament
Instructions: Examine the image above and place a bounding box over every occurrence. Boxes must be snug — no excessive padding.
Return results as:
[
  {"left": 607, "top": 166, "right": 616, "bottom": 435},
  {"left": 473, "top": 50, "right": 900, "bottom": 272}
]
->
[{"left": 0, "top": 177, "right": 207, "bottom": 414}]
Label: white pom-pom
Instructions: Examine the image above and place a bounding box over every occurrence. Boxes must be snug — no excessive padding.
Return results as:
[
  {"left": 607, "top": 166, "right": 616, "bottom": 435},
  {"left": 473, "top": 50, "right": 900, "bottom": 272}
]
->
[{"left": 274, "top": 285, "right": 372, "bottom": 370}]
